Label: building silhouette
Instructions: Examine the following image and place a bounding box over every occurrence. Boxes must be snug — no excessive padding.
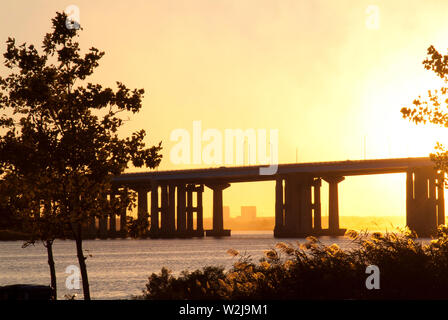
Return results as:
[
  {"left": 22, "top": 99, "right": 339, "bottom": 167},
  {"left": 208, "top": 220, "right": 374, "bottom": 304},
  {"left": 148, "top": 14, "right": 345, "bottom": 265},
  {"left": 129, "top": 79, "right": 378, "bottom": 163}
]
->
[{"left": 240, "top": 206, "right": 257, "bottom": 221}]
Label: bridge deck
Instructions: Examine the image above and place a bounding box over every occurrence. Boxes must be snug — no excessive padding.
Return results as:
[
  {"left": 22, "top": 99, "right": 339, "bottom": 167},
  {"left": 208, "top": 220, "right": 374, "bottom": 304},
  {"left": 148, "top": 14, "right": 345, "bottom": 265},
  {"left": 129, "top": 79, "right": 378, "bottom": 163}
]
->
[{"left": 113, "top": 157, "right": 434, "bottom": 184}]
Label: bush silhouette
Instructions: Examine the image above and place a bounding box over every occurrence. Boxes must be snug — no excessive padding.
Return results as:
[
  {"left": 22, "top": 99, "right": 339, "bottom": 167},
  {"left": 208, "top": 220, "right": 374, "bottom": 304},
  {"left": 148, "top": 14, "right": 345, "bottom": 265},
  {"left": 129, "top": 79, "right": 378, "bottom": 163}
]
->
[{"left": 140, "top": 226, "right": 448, "bottom": 299}]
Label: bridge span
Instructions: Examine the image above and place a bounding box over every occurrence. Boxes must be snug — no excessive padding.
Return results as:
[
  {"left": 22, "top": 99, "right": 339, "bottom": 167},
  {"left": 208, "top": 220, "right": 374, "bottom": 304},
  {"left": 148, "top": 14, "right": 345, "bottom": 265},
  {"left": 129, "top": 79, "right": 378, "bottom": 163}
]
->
[{"left": 92, "top": 157, "right": 444, "bottom": 238}]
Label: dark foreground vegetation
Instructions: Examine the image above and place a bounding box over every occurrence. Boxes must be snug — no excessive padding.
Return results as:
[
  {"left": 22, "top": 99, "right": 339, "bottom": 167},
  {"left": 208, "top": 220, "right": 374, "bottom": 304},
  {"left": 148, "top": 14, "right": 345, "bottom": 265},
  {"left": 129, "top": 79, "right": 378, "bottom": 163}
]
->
[{"left": 140, "top": 226, "right": 448, "bottom": 300}]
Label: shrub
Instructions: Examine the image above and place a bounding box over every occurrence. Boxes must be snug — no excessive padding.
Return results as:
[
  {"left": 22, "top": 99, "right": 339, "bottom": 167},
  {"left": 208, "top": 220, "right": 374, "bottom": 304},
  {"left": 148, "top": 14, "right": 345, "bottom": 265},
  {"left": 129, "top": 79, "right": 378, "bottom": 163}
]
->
[{"left": 139, "top": 226, "right": 448, "bottom": 299}]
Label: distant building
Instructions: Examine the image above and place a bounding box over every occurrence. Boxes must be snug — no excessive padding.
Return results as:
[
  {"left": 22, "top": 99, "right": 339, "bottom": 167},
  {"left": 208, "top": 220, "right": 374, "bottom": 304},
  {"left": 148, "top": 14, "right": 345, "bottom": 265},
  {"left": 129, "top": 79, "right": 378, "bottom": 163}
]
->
[
  {"left": 223, "top": 206, "right": 230, "bottom": 220},
  {"left": 240, "top": 206, "right": 256, "bottom": 221}
]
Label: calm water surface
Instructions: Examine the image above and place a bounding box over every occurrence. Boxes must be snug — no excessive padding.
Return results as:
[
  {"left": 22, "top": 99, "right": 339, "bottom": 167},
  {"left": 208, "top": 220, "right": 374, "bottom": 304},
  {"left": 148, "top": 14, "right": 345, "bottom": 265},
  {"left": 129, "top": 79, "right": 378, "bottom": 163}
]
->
[{"left": 0, "top": 231, "right": 376, "bottom": 299}]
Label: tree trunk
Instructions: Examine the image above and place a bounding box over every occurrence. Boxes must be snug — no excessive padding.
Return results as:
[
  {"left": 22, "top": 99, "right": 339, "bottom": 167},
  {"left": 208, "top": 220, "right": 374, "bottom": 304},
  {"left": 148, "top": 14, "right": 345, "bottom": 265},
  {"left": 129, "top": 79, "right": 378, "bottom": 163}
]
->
[
  {"left": 45, "top": 239, "right": 57, "bottom": 300},
  {"left": 74, "top": 224, "right": 90, "bottom": 300}
]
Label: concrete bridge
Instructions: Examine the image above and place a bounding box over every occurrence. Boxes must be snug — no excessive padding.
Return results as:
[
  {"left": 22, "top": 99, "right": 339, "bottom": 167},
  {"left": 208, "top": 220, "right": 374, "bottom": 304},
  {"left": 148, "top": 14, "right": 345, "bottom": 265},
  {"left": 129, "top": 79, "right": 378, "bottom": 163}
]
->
[{"left": 89, "top": 157, "right": 445, "bottom": 238}]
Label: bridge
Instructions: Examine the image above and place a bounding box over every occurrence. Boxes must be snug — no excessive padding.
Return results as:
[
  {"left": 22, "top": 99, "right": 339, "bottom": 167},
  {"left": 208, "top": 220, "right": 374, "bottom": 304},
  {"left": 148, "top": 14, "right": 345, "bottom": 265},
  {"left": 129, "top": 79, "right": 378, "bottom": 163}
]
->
[{"left": 88, "top": 157, "right": 445, "bottom": 238}]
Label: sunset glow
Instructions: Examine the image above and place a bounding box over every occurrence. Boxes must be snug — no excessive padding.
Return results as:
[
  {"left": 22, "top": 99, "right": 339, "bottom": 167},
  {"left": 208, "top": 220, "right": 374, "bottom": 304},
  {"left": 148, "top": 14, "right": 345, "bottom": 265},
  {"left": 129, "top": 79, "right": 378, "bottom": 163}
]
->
[{"left": 2, "top": 0, "right": 448, "bottom": 221}]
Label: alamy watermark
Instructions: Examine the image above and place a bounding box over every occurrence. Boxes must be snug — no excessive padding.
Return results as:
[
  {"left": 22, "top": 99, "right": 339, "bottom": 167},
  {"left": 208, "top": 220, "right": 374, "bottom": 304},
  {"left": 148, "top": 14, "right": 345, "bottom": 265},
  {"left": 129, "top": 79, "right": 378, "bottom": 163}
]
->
[
  {"left": 65, "top": 5, "right": 81, "bottom": 30},
  {"left": 170, "top": 121, "right": 279, "bottom": 175},
  {"left": 365, "top": 265, "right": 380, "bottom": 289},
  {"left": 65, "top": 264, "right": 81, "bottom": 290},
  {"left": 365, "top": 4, "right": 380, "bottom": 30}
]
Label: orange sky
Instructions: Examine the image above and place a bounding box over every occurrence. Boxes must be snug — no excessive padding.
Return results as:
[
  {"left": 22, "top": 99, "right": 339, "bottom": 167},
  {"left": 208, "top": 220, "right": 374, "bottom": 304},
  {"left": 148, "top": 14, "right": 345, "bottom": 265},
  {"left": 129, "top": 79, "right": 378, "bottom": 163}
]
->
[{"left": 2, "top": 1, "right": 448, "bottom": 219}]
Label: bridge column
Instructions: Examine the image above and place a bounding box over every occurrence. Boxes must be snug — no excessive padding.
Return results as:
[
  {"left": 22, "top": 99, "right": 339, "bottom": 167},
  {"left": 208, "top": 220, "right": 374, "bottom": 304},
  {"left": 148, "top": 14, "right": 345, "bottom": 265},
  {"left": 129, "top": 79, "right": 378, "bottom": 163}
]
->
[
  {"left": 137, "top": 188, "right": 149, "bottom": 236},
  {"left": 109, "top": 192, "right": 117, "bottom": 238},
  {"left": 176, "top": 184, "right": 187, "bottom": 235},
  {"left": 98, "top": 215, "right": 108, "bottom": 239},
  {"left": 437, "top": 173, "right": 445, "bottom": 226},
  {"left": 429, "top": 172, "right": 438, "bottom": 231},
  {"left": 280, "top": 175, "right": 314, "bottom": 237},
  {"left": 109, "top": 213, "right": 116, "bottom": 237},
  {"left": 160, "top": 185, "right": 169, "bottom": 233},
  {"left": 98, "top": 193, "right": 108, "bottom": 239},
  {"left": 205, "top": 183, "right": 231, "bottom": 237},
  {"left": 182, "top": 184, "right": 205, "bottom": 237},
  {"left": 406, "top": 167, "right": 440, "bottom": 237},
  {"left": 197, "top": 185, "right": 204, "bottom": 233},
  {"left": 298, "top": 177, "right": 313, "bottom": 234},
  {"left": 284, "top": 176, "right": 300, "bottom": 235},
  {"left": 117, "top": 187, "right": 128, "bottom": 238},
  {"left": 79, "top": 201, "right": 91, "bottom": 238},
  {"left": 167, "top": 184, "right": 176, "bottom": 235},
  {"left": 323, "top": 176, "right": 346, "bottom": 236},
  {"left": 274, "top": 178, "right": 285, "bottom": 237},
  {"left": 313, "top": 178, "right": 322, "bottom": 232},
  {"left": 119, "top": 199, "right": 127, "bottom": 238},
  {"left": 150, "top": 181, "right": 159, "bottom": 235},
  {"left": 186, "top": 185, "right": 194, "bottom": 232},
  {"left": 156, "top": 184, "right": 176, "bottom": 237},
  {"left": 88, "top": 215, "right": 97, "bottom": 238},
  {"left": 406, "top": 170, "right": 416, "bottom": 230}
]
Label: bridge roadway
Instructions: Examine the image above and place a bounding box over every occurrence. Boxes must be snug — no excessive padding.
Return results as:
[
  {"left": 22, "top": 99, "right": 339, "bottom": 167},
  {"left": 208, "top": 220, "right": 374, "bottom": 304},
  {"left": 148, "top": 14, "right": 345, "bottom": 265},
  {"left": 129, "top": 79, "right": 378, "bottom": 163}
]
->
[{"left": 87, "top": 157, "right": 444, "bottom": 238}]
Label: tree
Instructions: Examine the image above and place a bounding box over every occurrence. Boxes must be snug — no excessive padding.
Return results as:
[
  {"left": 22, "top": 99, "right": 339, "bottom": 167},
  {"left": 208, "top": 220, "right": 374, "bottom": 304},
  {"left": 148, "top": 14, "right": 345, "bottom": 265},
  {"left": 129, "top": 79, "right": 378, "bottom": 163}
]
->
[
  {"left": 0, "top": 171, "right": 65, "bottom": 300},
  {"left": 0, "top": 194, "right": 20, "bottom": 230},
  {"left": 401, "top": 45, "right": 448, "bottom": 177},
  {"left": 0, "top": 12, "right": 162, "bottom": 300}
]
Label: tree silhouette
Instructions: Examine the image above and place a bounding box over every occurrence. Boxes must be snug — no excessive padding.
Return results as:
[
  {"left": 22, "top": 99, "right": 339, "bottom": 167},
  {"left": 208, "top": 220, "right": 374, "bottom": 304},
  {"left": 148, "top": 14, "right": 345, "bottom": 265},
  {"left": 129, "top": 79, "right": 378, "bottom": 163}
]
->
[
  {"left": 0, "top": 12, "right": 162, "bottom": 300},
  {"left": 0, "top": 171, "right": 67, "bottom": 299},
  {"left": 401, "top": 45, "right": 448, "bottom": 177}
]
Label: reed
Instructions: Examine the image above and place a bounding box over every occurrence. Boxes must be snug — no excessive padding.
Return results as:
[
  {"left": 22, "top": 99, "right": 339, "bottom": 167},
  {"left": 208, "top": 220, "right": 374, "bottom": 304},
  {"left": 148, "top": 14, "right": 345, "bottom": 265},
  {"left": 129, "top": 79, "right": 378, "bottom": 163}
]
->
[{"left": 140, "top": 226, "right": 448, "bottom": 299}]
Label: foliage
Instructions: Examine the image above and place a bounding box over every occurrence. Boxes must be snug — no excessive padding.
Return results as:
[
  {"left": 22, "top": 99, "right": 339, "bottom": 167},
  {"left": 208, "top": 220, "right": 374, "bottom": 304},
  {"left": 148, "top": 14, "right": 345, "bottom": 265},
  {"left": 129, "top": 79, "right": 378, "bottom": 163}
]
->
[
  {"left": 142, "top": 266, "right": 227, "bottom": 300},
  {"left": 126, "top": 216, "right": 150, "bottom": 238},
  {"left": 0, "top": 12, "right": 162, "bottom": 299},
  {"left": 0, "top": 203, "right": 20, "bottom": 230},
  {"left": 0, "top": 12, "right": 162, "bottom": 237},
  {"left": 401, "top": 45, "right": 448, "bottom": 177},
  {"left": 140, "top": 227, "right": 448, "bottom": 299}
]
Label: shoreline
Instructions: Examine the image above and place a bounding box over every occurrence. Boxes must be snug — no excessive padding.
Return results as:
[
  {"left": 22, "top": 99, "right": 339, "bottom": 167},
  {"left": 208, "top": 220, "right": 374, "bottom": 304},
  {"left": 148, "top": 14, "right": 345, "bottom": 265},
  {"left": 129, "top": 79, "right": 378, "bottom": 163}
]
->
[{"left": 0, "top": 230, "right": 32, "bottom": 241}]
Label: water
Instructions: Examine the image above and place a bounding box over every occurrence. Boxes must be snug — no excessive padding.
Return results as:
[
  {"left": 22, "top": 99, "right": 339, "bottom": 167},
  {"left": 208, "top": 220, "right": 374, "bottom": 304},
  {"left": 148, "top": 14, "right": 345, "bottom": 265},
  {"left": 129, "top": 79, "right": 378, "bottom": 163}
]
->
[{"left": 0, "top": 231, "right": 363, "bottom": 300}]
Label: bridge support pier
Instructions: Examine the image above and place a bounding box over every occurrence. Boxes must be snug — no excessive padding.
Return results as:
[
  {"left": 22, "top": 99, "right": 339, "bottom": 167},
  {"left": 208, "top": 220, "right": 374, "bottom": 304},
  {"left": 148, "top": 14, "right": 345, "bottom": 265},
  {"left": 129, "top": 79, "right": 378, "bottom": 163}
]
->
[
  {"left": 119, "top": 199, "right": 127, "bottom": 238},
  {"left": 98, "top": 215, "right": 108, "bottom": 239},
  {"left": 147, "top": 182, "right": 204, "bottom": 238},
  {"left": 299, "top": 177, "right": 313, "bottom": 234},
  {"left": 164, "top": 184, "right": 176, "bottom": 232},
  {"left": 289, "top": 175, "right": 312, "bottom": 236},
  {"left": 312, "top": 178, "right": 322, "bottom": 231},
  {"left": 322, "top": 176, "right": 346, "bottom": 236},
  {"left": 275, "top": 175, "right": 316, "bottom": 237},
  {"left": 186, "top": 187, "right": 194, "bottom": 232},
  {"left": 274, "top": 175, "right": 346, "bottom": 238},
  {"left": 160, "top": 185, "right": 168, "bottom": 234},
  {"left": 109, "top": 212, "right": 116, "bottom": 237},
  {"left": 205, "top": 183, "right": 231, "bottom": 237},
  {"left": 197, "top": 186, "right": 204, "bottom": 233},
  {"left": 438, "top": 175, "right": 445, "bottom": 226},
  {"left": 108, "top": 191, "right": 117, "bottom": 238},
  {"left": 151, "top": 184, "right": 177, "bottom": 238},
  {"left": 174, "top": 184, "right": 204, "bottom": 237},
  {"left": 87, "top": 214, "right": 97, "bottom": 239},
  {"left": 186, "top": 184, "right": 204, "bottom": 237},
  {"left": 150, "top": 181, "right": 159, "bottom": 234},
  {"left": 97, "top": 193, "right": 108, "bottom": 239},
  {"left": 137, "top": 188, "right": 150, "bottom": 236},
  {"left": 406, "top": 167, "right": 444, "bottom": 237},
  {"left": 274, "top": 178, "right": 285, "bottom": 236},
  {"left": 116, "top": 187, "right": 128, "bottom": 238},
  {"left": 176, "top": 184, "right": 186, "bottom": 234}
]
